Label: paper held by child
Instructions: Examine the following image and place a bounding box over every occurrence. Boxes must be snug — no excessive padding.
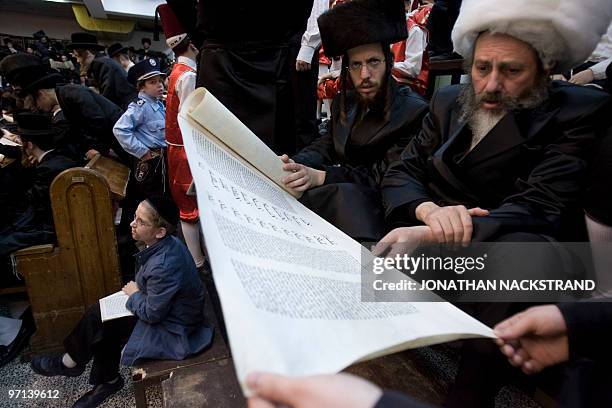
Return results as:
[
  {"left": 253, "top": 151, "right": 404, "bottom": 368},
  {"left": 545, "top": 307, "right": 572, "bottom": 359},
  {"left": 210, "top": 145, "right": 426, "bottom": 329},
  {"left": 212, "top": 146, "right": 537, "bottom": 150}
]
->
[{"left": 99, "top": 291, "right": 134, "bottom": 322}]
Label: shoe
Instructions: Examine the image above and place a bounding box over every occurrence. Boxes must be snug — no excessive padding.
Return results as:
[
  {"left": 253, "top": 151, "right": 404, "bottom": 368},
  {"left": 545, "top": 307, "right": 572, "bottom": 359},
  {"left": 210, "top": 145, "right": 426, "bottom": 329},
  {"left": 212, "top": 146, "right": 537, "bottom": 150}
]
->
[
  {"left": 0, "top": 321, "right": 35, "bottom": 367},
  {"left": 30, "top": 353, "right": 85, "bottom": 377},
  {"left": 72, "top": 376, "right": 124, "bottom": 408}
]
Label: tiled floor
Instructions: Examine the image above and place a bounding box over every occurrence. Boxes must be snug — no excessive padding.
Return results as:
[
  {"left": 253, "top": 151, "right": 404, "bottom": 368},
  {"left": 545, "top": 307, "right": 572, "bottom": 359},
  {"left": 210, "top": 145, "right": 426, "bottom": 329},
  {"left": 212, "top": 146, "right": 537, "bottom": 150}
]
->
[{"left": 0, "top": 356, "right": 162, "bottom": 408}]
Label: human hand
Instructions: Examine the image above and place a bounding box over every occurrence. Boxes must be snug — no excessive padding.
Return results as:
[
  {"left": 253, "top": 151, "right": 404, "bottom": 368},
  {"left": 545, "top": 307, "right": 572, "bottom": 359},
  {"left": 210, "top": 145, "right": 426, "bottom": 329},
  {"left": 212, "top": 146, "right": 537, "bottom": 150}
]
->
[
  {"left": 140, "top": 150, "right": 153, "bottom": 161},
  {"left": 281, "top": 159, "right": 325, "bottom": 192},
  {"left": 122, "top": 281, "right": 140, "bottom": 296},
  {"left": 246, "top": 372, "right": 382, "bottom": 408},
  {"left": 569, "top": 69, "right": 594, "bottom": 85},
  {"left": 372, "top": 226, "right": 435, "bottom": 259},
  {"left": 317, "top": 72, "right": 334, "bottom": 87},
  {"left": 279, "top": 154, "right": 295, "bottom": 164},
  {"left": 415, "top": 202, "right": 489, "bottom": 246},
  {"left": 494, "top": 305, "right": 569, "bottom": 375},
  {"left": 85, "top": 149, "right": 100, "bottom": 161},
  {"left": 550, "top": 74, "right": 567, "bottom": 81},
  {"left": 296, "top": 60, "right": 312, "bottom": 72}
]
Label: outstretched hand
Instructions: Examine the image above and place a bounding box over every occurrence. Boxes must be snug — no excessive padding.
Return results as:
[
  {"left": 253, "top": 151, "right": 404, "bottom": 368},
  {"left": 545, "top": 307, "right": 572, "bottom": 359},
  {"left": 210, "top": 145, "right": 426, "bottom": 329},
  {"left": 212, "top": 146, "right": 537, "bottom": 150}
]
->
[
  {"left": 246, "top": 372, "right": 382, "bottom": 408},
  {"left": 494, "top": 305, "right": 569, "bottom": 374}
]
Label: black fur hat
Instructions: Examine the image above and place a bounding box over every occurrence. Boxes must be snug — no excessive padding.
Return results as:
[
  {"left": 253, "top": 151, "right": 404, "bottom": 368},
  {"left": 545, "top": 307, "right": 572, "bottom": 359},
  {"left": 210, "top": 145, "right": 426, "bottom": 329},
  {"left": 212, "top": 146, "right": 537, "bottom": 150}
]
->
[{"left": 318, "top": 0, "right": 407, "bottom": 57}]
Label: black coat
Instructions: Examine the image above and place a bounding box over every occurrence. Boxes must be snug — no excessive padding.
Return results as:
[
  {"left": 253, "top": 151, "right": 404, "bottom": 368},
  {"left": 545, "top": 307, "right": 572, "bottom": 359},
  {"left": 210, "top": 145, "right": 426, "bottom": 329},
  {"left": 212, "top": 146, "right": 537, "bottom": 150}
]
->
[
  {"left": 29, "top": 151, "right": 77, "bottom": 229},
  {"left": 196, "top": 0, "right": 313, "bottom": 152},
  {"left": 294, "top": 83, "right": 429, "bottom": 241},
  {"left": 0, "top": 150, "right": 77, "bottom": 258},
  {"left": 56, "top": 84, "right": 124, "bottom": 159},
  {"left": 88, "top": 56, "right": 137, "bottom": 110},
  {"left": 382, "top": 82, "right": 612, "bottom": 242},
  {"left": 584, "top": 127, "right": 612, "bottom": 226}
]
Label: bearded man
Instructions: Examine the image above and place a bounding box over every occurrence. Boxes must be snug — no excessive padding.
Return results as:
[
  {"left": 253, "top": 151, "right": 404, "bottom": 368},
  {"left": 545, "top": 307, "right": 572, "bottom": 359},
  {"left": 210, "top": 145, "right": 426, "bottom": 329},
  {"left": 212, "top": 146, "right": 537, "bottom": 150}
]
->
[
  {"left": 376, "top": 0, "right": 612, "bottom": 406},
  {"left": 381, "top": 0, "right": 612, "bottom": 247},
  {"left": 281, "top": 0, "right": 429, "bottom": 241}
]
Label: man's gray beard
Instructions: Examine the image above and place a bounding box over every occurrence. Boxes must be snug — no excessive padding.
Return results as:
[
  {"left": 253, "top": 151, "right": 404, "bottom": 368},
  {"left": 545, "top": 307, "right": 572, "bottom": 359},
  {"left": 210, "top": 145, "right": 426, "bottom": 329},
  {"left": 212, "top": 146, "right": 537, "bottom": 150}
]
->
[
  {"left": 468, "top": 109, "right": 506, "bottom": 149},
  {"left": 458, "top": 77, "right": 549, "bottom": 126}
]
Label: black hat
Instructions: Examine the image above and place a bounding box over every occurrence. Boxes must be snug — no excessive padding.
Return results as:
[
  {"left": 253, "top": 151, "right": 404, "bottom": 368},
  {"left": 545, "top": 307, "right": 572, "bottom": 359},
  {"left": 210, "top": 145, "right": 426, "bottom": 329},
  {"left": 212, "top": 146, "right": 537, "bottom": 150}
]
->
[
  {"left": 141, "top": 37, "right": 152, "bottom": 46},
  {"left": 14, "top": 112, "right": 62, "bottom": 146},
  {"left": 107, "top": 42, "right": 128, "bottom": 58},
  {"left": 145, "top": 196, "right": 179, "bottom": 226},
  {"left": 0, "top": 54, "right": 44, "bottom": 84},
  {"left": 66, "top": 32, "right": 104, "bottom": 51},
  {"left": 318, "top": 0, "right": 407, "bottom": 57},
  {"left": 33, "top": 30, "right": 47, "bottom": 40},
  {"left": 18, "top": 71, "right": 63, "bottom": 97},
  {"left": 127, "top": 58, "right": 164, "bottom": 86}
]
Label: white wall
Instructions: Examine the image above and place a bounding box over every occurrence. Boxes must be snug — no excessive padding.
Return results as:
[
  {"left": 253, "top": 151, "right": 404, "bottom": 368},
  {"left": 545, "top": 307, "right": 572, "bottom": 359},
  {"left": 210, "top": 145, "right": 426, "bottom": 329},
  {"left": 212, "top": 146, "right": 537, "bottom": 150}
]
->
[{"left": 0, "top": 11, "right": 168, "bottom": 52}]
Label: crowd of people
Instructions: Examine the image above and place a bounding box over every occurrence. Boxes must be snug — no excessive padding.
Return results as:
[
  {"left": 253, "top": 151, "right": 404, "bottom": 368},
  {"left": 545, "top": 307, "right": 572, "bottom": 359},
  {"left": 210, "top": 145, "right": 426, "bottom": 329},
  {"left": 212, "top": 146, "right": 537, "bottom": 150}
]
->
[{"left": 1, "top": 0, "right": 612, "bottom": 407}]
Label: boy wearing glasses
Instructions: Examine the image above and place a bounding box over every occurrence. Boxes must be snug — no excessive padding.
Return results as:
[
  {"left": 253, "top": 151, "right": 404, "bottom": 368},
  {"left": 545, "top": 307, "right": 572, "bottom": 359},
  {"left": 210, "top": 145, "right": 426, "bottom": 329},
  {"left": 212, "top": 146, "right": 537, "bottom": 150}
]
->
[
  {"left": 30, "top": 197, "right": 212, "bottom": 408},
  {"left": 280, "top": 0, "right": 428, "bottom": 242}
]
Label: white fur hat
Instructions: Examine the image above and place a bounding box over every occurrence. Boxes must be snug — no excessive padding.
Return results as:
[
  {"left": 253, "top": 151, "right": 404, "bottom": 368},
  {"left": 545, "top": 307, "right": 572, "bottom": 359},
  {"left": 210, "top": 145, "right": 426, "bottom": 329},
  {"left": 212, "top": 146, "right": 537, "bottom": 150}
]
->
[{"left": 452, "top": 0, "right": 612, "bottom": 73}]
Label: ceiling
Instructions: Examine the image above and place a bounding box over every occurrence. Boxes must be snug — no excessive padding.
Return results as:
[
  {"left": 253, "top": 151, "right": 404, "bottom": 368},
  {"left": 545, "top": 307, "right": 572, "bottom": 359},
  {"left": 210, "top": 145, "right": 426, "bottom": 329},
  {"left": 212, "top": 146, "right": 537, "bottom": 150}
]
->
[{"left": 0, "top": 0, "right": 161, "bottom": 31}]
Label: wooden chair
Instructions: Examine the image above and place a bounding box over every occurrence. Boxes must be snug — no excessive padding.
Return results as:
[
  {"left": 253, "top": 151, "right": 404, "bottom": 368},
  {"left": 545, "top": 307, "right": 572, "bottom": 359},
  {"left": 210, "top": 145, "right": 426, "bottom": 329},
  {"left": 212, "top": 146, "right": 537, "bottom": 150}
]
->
[
  {"left": 426, "top": 58, "right": 465, "bottom": 98},
  {"left": 12, "top": 165, "right": 126, "bottom": 354}
]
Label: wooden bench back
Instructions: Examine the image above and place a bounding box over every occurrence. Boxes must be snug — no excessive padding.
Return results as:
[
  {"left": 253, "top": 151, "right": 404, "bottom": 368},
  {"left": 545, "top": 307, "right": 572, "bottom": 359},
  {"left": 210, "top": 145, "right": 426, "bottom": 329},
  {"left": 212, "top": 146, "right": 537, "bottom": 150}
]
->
[{"left": 50, "top": 167, "right": 122, "bottom": 306}]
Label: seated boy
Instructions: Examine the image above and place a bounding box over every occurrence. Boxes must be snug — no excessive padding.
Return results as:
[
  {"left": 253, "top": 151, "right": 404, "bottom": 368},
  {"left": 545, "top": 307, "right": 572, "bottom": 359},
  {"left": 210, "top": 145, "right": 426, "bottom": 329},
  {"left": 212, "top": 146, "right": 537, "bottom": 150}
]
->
[{"left": 30, "top": 197, "right": 213, "bottom": 408}]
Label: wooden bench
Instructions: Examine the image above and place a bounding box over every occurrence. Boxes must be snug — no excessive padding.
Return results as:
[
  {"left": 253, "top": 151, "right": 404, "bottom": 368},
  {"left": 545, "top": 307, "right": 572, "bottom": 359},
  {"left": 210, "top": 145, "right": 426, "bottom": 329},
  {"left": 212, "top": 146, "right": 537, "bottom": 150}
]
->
[
  {"left": 11, "top": 161, "right": 129, "bottom": 355},
  {"left": 131, "top": 294, "right": 244, "bottom": 408}
]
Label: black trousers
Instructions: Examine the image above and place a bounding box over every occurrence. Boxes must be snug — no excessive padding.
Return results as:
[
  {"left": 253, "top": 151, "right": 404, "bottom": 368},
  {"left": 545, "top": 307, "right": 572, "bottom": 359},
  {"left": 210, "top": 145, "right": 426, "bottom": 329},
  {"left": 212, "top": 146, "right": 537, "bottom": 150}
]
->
[
  {"left": 63, "top": 303, "right": 137, "bottom": 385},
  {"left": 289, "top": 39, "right": 319, "bottom": 153},
  {"left": 197, "top": 41, "right": 294, "bottom": 154}
]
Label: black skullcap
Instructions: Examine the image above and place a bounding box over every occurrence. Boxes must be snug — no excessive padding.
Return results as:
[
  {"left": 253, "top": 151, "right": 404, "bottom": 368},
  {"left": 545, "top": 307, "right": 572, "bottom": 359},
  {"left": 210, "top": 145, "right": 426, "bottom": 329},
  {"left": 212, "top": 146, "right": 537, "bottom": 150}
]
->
[{"left": 145, "top": 195, "right": 179, "bottom": 227}]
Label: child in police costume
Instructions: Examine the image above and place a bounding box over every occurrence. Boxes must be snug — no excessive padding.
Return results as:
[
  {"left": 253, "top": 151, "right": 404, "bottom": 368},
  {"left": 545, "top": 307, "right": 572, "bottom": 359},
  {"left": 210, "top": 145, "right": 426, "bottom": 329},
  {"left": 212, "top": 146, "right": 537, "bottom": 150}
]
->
[{"left": 113, "top": 58, "right": 168, "bottom": 201}]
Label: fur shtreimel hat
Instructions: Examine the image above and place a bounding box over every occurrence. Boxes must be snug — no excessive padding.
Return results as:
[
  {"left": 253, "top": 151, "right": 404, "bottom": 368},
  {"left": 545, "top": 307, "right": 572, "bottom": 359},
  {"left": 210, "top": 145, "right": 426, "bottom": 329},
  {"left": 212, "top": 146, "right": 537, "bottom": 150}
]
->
[
  {"left": 452, "top": 0, "right": 612, "bottom": 73},
  {"left": 318, "top": 0, "right": 407, "bottom": 58}
]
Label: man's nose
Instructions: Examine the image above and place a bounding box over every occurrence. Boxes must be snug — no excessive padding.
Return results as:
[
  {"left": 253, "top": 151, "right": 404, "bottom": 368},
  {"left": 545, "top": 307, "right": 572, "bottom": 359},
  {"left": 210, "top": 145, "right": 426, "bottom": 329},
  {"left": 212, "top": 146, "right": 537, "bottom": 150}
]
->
[
  {"left": 359, "top": 64, "right": 371, "bottom": 79},
  {"left": 484, "top": 69, "right": 503, "bottom": 93}
]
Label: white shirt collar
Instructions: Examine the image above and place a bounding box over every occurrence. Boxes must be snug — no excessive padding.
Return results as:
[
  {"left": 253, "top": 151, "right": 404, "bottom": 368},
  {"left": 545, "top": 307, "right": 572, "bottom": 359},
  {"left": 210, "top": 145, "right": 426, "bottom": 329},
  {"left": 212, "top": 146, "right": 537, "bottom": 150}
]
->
[
  {"left": 38, "top": 149, "right": 55, "bottom": 162},
  {"left": 177, "top": 55, "right": 197, "bottom": 71}
]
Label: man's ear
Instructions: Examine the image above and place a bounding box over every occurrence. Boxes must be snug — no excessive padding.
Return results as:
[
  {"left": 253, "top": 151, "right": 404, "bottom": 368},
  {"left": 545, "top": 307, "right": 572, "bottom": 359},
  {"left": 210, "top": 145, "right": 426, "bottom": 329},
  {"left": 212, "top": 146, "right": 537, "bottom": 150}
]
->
[{"left": 155, "top": 227, "right": 167, "bottom": 240}]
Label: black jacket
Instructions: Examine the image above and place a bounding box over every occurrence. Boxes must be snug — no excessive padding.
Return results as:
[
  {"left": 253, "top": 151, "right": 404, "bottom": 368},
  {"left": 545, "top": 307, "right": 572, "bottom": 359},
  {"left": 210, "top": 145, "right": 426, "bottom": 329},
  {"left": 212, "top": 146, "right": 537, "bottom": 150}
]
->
[
  {"left": 56, "top": 84, "right": 124, "bottom": 157},
  {"left": 88, "top": 56, "right": 137, "bottom": 110},
  {"left": 29, "top": 150, "right": 77, "bottom": 230},
  {"left": 558, "top": 302, "right": 612, "bottom": 363},
  {"left": 294, "top": 83, "right": 429, "bottom": 189},
  {"left": 293, "top": 82, "right": 428, "bottom": 240},
  {"left": 584, "top": 127, "right": 612, "bottom": 226},
  {"left": 382, "top": 82, "right": 612, "bottom": 241},
  {"left": 197, "top": 0, "right": 312, "bottom": 42}
]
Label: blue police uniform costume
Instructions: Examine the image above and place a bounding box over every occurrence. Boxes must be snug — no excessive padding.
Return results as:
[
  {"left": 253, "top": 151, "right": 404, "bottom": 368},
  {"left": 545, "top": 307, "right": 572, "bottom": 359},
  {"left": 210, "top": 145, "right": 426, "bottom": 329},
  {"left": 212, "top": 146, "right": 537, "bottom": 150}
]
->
[{"left": 113, "top": 59, "right": 169, "bottom": 199}]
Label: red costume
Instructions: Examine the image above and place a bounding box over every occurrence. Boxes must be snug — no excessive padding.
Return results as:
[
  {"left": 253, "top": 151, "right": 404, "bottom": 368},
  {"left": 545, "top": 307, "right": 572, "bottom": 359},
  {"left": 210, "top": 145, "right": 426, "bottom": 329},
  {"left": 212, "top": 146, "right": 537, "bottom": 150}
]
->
[
  {"left": 166, "top": 62, "right": 198, "bottom": 222},
  {"left": 391, "top": 6, "right": 432, "bottom": 96}
]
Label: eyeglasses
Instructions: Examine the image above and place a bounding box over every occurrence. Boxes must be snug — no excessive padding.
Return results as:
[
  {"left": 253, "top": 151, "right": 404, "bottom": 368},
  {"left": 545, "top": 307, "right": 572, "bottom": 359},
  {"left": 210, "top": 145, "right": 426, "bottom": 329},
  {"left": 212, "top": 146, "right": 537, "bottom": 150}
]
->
[
  {"left": 347, "top": 58, "right": 385, "bottom": 72},
  {"left": 132, "top": 215, "right": 153, "bottom": 227}
]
